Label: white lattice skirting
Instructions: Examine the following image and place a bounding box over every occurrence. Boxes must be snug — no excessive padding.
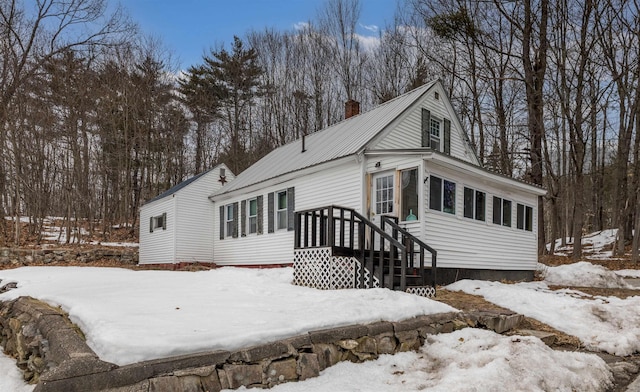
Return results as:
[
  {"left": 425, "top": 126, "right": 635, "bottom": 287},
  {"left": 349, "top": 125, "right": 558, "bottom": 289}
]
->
[
  {"left": 405, "top": 286, "right": 436, "bottom": 298},
  {"left": 293, "top": 248, "right": 379, "bottom": 290}
]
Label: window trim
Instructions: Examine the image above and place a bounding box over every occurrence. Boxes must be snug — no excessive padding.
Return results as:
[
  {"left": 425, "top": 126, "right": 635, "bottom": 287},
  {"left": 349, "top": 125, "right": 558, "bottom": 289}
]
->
[
  {"left": 429, "top": 117, "right": 441, "bottom": 151},
  {"left": 492, "top": 196, "right": 512, "bottom": 227},
  {"left": 516, "top": 203, "right": 534, "bottom": 232},
  {"left": 247, "top": 197, "right": 258, "bottom": 235},
  {"left": 429, "top": 175, "right": 456, "bottom": 215},
  {"left": 463, "top": 186, "right": 486, "bottom": 222},
  {"left": 276, "top": 189, "right": 288, "bottom": 231},
  {"left": 374, "top": 173, "right": 395, "bottom": 215},
  {"left": 149, "top": 213, "right": 167, "bottom": 233},
  {"left": 400, "top": 168, "right": 420, "bottom": 221},
  {"left": 225, "top": 204, "right": 235, "bottom": 238}
]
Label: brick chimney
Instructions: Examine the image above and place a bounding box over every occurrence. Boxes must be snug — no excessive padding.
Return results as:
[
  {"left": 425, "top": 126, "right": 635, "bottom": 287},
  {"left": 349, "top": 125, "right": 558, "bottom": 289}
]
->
[{"left": 345, "top": 99, "right": 360, "bottom": 119}]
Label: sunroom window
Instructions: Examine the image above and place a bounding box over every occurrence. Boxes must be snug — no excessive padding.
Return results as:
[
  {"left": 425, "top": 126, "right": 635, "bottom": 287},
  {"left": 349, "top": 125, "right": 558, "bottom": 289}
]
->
[
  {"left": 429, "top": 176, "right": 456, "bottom": 215},
  {"left": 492, "top": 197, "right": 512, "bottom": 227},
  {"left": 464, "top": 187, "right": 485, "bottom": 221}
]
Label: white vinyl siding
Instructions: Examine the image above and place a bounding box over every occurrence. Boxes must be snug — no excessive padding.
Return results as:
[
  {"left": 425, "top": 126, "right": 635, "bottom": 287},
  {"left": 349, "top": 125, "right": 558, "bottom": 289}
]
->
[
  {"left": 139, "top": 164, "right": 235, "bottom": 265},
  {"left": 424, "top": 162, "right": 538, "bottom": 271},
  {"left": 139, "top": 198, "right": 174, "bottom": 264},
  {"left": 213, "top": 162, "right": 361, "bottom": 266},
  {"left": 373, "top": 84, "right": 477, "bottom": 165}
]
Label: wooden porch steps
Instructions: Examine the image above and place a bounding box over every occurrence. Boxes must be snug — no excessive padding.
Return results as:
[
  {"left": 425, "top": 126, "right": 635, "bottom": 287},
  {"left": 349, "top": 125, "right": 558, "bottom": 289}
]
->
[{"left": 294, "top": 205, "right": 438, "bottom": 296}]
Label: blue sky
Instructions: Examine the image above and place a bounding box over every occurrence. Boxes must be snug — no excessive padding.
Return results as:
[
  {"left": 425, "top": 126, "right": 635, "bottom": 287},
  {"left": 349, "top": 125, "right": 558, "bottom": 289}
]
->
[{"left": 122, "top": 0, "right": 398, "bottom": 68}]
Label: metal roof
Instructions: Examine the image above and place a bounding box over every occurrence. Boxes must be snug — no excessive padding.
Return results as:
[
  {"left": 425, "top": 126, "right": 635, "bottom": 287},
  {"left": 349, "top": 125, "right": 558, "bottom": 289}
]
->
[
  {"left": 214, "top": 81, "right": 437, "bottom": 196},
  {"left": 144, "top": 163, "right": 233, "bottom": 205}
]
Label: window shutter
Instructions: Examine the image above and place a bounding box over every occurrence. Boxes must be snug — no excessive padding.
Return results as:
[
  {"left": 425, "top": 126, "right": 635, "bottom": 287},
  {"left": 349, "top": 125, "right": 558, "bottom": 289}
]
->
[
  {"left": 421, "top": 109, "right": 431, "bottom": 148},
  {"left": 287, "top": 187, "right": 295, "bottom": 231},
  {"left": 444, "top": 118, "right": 451, "bottom": 154},
  {"left": 268, "top": 192, "right": 274, "bottom": 233},
  {"left": 149, "top": 216, "right": 154, "bottom": 233},
  {"left": 232, "top": 202, "right": 239, "bottom": 238},
  {"left": 241, "top": 200, "right": 247, "bottom": 237},
  {"left": 257, "top": 195, "right": 264, "bottom": 234},
  {"left": 219, "top": 206, "right": 225, "bottom": 240}
]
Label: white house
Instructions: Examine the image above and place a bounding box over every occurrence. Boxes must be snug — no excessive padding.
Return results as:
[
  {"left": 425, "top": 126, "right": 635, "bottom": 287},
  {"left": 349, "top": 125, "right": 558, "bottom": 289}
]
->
[
  {"left": 208, "top": 80, "right": 545, "bottom": 291},
  {"left": 139, "top": 164, "right": 234, "bottom": 265}
]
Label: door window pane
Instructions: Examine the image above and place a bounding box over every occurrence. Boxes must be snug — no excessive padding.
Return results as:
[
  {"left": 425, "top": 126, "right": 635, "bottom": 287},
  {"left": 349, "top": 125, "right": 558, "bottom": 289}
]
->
[{"left": 375, "top": 174, "right": 394, "bottom": 214}]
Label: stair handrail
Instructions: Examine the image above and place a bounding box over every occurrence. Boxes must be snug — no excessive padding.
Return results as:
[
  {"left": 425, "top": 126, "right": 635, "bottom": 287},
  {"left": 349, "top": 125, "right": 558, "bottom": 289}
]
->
[
  {"left": 380, "top": 215, "right": 437, "bottom": 290},
  {"left": 294, "top": 205, "right": 408, "bottom": 289},
  {"left": 295, "top": 205, "right": 406, "bottom": 251}
]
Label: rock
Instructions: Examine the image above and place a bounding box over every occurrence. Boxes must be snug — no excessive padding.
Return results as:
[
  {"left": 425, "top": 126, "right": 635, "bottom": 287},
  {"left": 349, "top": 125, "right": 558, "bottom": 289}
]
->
[
  {"left": 312, "top": 343, "right": 341, "bottom": 370},
  {"left": 297, "top": 353, "right": 320, "bottom": 381},
  {"left": 266, "top": 358, "right": 298, "bottom": 385},
  {"left": 516, "top": 329, "right": 556, "bottom": 346},
  {"left": 376, "top": 335, "right": 397, "bottom": 354},
  {"left": 473, "top": 311, "right": 524, "bottom": 334},
  {"left": 222, "top": 363, "right": 263, "bottom": 389},
  {"left": 337, "top": 339, "right": 359, "bottom": 350}
]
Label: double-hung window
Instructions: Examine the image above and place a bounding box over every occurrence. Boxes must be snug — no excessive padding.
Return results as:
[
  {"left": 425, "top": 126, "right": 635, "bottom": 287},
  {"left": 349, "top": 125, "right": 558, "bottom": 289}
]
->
[
  {"left": 492, "top": 197, "right": 512, "bottom": 227},
  {"left": 225, "top": 204, "right": 235, "bottom": 237},
  {"left": 429, "top": 176, "right": 456, "bottom": 215},
  {"left": 276, "top": 190, "right": 288, "bottom": 230},
  {"left": 516, "top": 203, "right": 533, "bottom": 231},
  {"left": 464, "top": 187, "right": 486, "bottom": 221},
  {"left": 430, "top": 118, "right": 441, "bottom": 151},
  {"left": 248, "top": 198, "right": 258, "bottom": 234}
]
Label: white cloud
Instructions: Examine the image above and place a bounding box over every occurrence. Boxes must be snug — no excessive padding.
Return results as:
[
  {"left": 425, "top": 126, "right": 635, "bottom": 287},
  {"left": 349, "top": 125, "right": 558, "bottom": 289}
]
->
[
  {"left": 355, "top": 33, "right": 380, "bottom": 52},
  {"left": 293, "top": 21, "right": 309, "bottom": 31},
  {"left": 360, "top": 23, "right": 379, "bottom": 33}
]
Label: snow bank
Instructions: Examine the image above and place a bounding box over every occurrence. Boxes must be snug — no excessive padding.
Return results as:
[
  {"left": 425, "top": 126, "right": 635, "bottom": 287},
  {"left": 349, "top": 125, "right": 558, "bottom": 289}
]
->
[
  {"left": 0, "top": 348, "right": 34, "bottom": 392},
  {"left": 447, "top": 280, "right": 640, "bottom": 356},
  {"left": 539, "top": 262, "right": 633, "bottom": 289},
  {"left": 615, "top": 269, "right": 640, "bottom": 278},
  {"left": 0, "top": 267, "right": 455, "bottom": 365},
  {"left": 235, "top": 329, "right": 612, "bottom": 392}
]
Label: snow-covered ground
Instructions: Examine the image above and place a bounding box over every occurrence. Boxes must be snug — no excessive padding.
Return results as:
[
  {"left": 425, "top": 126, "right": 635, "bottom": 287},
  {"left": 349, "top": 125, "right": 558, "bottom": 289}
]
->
[
  {"left": 0, "top": 267, "right": 454, "bottom": 365},
  {"left": 0, "top": 348, "right": 34, "bottom": 392},
  {"left": 448, "top": 271, "right": 640, "bottom": 356},
  {"left": 549, "top": 229, "right": 621, "bottom": 260},
  {"left": 538, "top": 261, "right": 633, "bottom": 288},
  {"left": 1, "top": 260, "right": 637, "bottom": 391},
  {"left": 232, "top": 328, "right": 612, "bottom": 392}
]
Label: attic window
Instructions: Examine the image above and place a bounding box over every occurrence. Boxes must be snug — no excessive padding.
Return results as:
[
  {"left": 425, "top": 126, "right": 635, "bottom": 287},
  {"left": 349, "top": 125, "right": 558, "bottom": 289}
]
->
[{"left": 434, "top": 92, "right": 440, "bottom": 100}]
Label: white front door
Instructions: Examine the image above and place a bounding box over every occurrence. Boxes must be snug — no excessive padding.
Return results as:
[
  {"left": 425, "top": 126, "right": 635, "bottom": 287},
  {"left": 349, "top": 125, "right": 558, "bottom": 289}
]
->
[{"left": 371, "top": 172, "right": 396, "bottom": 227}]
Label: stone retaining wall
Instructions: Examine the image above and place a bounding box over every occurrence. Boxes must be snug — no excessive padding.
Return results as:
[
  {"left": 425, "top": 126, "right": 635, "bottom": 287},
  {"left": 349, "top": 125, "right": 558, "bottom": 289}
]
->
[
  {"left": 0, "top": 296, "right": 523, "bottom": 392},
  {"left": 0, "top": 247, "right": 138, "bottom": 267}
]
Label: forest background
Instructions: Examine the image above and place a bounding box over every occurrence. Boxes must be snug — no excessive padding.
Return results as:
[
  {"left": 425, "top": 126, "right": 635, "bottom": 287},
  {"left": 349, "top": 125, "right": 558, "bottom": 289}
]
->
[{"left": 1, "top": 0, "right": 639, "bottom": 262}]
